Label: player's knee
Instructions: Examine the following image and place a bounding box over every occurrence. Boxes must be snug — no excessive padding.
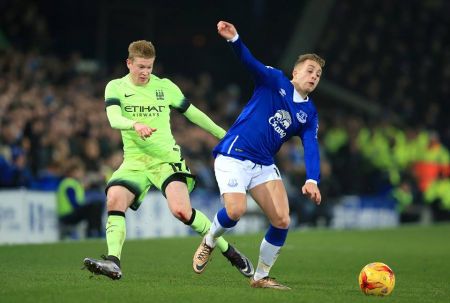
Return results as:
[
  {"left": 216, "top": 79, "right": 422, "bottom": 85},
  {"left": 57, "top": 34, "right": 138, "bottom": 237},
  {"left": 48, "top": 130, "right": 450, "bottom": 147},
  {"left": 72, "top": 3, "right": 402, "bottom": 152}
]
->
[
  {"left": 106, "top": 194, "right": 127, "bottom": 212},
  {"left": 271, "top": 215, "right": 290, "bottom": 229},
  {"left": 227, "top": 204, "right": 246, "bottom": 220},
  {"left": 171, "top": 206, "right": 191, "bottom": 223}
]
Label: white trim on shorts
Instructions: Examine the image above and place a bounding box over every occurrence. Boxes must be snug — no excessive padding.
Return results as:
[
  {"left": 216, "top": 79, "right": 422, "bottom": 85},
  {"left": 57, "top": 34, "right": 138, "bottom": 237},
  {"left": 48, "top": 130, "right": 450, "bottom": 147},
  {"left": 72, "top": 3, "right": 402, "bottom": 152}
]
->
[{"left": 214, "top": 154, "right": 282, "bottom": 195}]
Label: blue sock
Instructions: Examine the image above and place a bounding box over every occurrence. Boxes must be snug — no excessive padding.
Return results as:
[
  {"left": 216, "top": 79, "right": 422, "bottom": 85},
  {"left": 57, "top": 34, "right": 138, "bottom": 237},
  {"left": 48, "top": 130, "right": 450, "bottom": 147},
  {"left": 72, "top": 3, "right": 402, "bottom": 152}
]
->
[
  {"left": 217, "top": 207, "right": 238, "bottom": 228},
  {"left": 264, "top": 224, "right": 288, "bottom": 247}
]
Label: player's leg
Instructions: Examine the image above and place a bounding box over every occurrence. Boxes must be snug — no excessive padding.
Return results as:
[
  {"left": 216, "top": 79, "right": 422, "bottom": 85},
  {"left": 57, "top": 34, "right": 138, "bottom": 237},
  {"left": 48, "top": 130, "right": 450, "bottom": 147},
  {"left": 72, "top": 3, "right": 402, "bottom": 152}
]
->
[
  {"left": 193, "top": 155, "right": 254, "bottom": 275},
  {"left": 104, "top": 185, "right": 134, "bottom": 262},
  {"left": 83, "top": 185, "right": 134, "bottom": 280},
  {"left": 248, "top": 177, "right": 291, "bottom": 290},
  {"left": 204, "top": 193, "right": 247, "bottom": 246},
  {"left": 84, "top": 168, "right": 150, "bottom": 280},
  {"left": 157, "top": 163, "right": 228, "bottom": 248},
  {"left": 163, "top": 176, "right": 216, "bottom": 239},
  {"left": 198, "top": 192, "right": 254, "bottom": 276},
  {"left": 161, "top": 173, "right": 253, "bottom": 276},
  {"left": 152, "top": 153, "right": 222, "bottom": 244},
  {"left": 204, "top": 155, "right": 250, "bottom": 243}
]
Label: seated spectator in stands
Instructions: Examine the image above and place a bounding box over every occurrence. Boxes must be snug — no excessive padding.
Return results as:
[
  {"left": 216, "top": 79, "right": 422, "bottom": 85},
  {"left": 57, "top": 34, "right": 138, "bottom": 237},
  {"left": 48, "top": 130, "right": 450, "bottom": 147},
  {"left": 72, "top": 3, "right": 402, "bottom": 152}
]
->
[
  {"left": 56, "top": 159, "right": 104, "bottom": 239},
  {"left": 0, "top": 147, "right": 33, "bottom": 188}
]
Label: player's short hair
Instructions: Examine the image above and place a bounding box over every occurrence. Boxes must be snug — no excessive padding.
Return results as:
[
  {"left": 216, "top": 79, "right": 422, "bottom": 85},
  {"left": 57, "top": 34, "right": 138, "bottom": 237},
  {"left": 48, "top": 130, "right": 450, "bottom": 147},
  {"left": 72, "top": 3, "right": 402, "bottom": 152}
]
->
[
  {"left": 295, "top": 53, "right": 325, "bottom": 68},
  {"left": 128, "top": 40, "right": 156, "bottom": 60}
]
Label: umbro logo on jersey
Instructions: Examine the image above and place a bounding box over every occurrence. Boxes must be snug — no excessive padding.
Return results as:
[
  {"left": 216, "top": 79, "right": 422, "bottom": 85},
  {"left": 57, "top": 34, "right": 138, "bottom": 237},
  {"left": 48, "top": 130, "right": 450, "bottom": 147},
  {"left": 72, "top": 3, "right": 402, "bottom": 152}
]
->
[
  {"left": 279, "top": 88, "right": 286, "bottom": 97},
  {"left": 155, "top": 89, "right": 165, "bottom": 100},
  {"left": 124, "top": 93, "right": 135, "bottom": 97}
]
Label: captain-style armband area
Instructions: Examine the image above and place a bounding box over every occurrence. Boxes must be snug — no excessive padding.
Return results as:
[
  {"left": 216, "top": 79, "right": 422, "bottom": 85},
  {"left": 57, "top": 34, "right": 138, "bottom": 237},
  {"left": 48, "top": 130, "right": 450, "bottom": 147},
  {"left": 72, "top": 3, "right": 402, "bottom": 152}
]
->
[
  {"left": 305, "top": 179, "right": 318, "bottom": 185},
  {"left": 173, "top": 98, "right": 191, "bottom": 113}
]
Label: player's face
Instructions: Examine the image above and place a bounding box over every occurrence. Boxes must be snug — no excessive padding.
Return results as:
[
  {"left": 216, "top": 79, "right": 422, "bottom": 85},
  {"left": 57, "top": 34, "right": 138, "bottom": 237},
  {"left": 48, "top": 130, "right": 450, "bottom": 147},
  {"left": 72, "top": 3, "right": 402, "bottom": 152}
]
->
[
  {"left": 292, "top": 59, "right": 322, "bottom": 96},
  {"left": 127, "top": 57, "right": 155, "bottom": 85}
]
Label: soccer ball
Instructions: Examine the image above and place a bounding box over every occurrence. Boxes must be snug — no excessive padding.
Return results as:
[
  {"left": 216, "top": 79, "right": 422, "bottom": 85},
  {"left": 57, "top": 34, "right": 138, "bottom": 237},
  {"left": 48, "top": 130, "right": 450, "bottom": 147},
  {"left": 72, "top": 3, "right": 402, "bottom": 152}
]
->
[{"left": 358, "top": 262, "right": 395, "bottom": 296}]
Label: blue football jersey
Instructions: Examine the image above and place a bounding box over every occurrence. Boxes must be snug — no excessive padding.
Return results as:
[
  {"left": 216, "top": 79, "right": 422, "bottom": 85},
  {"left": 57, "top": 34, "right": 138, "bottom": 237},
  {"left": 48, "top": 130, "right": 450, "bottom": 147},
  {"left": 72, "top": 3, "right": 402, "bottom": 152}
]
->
[{"left": 213, "top": 36, "right": 321, "bottom": 182}]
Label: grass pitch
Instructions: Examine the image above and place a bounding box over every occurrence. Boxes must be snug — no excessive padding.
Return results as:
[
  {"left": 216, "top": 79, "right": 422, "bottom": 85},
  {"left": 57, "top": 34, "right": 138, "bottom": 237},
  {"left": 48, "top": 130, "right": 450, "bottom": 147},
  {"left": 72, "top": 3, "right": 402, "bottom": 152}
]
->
[{"left": 1, "top": 224, "right": 449, "bottom": 303}]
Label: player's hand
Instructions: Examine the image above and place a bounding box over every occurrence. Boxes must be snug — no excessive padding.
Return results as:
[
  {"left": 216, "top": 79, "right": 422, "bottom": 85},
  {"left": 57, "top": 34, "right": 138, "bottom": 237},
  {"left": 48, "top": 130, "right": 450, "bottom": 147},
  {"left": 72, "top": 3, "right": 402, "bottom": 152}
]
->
[
  {"left": 302, "top": 182, "right": 322, "bottom": 205},
  {"left": 217, "top": 21, "right": 237, "bottom": 40},
  {"left": 133, "top": 122, "right": 157, "bottom": 140}
]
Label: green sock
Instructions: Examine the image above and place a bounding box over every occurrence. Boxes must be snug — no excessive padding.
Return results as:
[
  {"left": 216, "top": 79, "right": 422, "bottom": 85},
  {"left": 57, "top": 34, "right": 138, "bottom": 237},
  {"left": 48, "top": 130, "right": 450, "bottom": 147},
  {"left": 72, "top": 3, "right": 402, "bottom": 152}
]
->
[
  {"left": 106, "top": 214, "right": 126, "bottom": 259},
  {"left": 190, "top": 209, "right": 228, "bottom": 253}
]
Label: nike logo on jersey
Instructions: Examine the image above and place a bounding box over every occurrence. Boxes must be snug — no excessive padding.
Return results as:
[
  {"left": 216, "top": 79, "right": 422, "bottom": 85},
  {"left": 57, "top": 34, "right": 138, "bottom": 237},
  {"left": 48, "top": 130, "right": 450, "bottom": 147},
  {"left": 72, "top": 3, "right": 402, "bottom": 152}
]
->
[{"left": 124, "top": 93, "right": 135, "bottom": 97}]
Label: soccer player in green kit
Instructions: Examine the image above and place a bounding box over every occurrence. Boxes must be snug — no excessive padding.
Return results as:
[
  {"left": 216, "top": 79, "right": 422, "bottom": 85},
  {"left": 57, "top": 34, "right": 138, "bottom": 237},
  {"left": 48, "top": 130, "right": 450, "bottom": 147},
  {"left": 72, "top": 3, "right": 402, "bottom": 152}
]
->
[{"left": 83, "top": 40, "right": 254, "bottom": 280}]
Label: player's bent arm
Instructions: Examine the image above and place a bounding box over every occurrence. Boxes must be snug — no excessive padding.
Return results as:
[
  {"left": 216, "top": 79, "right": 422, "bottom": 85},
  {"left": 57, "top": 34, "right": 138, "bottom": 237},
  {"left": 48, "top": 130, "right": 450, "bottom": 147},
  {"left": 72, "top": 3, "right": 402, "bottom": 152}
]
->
[
  {"left": 106, "top": 105, "right": 135, "bottom": 130},
  {"left": 182, "top": 104, "right": 226, "bottom": 139}
]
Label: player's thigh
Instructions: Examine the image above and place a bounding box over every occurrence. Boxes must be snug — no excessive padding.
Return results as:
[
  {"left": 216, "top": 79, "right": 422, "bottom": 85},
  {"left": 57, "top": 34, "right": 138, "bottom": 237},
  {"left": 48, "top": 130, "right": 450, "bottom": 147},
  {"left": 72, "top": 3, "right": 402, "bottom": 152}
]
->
[
  {"left": 151, "top": 154, "right": 196, "bottom": 195},
  {"left": 164, "top": 179, "right": 192, "bottom": 221},
  {"left": 105, "top": 186, "right": 135, "bottom": 211},
  {"left": 215, "top": 155, "right": 253, "bottom": 218},
  {"left": 214, "top": 155, "right": 251, "bottom": 195},
  {"left": 249, "top": 179, "right": 290, "bottom": 228},
  {"left": 106, "top": 167, "right": 152, "bottom": 211}
]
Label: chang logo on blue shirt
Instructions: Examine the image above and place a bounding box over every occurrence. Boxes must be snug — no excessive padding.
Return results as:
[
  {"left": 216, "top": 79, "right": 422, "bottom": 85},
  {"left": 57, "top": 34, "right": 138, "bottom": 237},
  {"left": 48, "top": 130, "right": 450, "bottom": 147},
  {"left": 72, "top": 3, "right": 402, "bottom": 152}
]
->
[{"left": 268, "top": 110, "right": 291, "bottom": 138}]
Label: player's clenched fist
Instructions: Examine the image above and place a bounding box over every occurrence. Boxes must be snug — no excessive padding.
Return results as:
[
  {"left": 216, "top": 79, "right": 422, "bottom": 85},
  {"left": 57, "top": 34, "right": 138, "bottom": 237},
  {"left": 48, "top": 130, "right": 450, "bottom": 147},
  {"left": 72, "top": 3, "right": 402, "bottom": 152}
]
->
[
  {"left": 217, "top": 21, "right": 237, "bottom": 40},
  {"left": 302, "top": 182, "right": 322, "bottom": 205},
  {"left": 133, "top": 122, "right": 157, "bottom": 140}
]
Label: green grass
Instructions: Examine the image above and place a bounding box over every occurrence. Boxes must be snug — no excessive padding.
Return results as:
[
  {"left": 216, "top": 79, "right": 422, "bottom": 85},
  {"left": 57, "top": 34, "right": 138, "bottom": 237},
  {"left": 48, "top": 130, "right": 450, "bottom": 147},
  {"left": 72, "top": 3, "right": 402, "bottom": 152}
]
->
[{"left": 1, "top": 224, "right": 449, "bottom": 303}]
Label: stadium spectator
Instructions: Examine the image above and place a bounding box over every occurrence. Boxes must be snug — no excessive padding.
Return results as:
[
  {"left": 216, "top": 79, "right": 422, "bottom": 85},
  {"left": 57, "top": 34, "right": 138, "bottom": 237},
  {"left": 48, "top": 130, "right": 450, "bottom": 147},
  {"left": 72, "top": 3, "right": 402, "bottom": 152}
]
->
[{"left": 56, "top": 158, "right": 103, "bottom": 239}]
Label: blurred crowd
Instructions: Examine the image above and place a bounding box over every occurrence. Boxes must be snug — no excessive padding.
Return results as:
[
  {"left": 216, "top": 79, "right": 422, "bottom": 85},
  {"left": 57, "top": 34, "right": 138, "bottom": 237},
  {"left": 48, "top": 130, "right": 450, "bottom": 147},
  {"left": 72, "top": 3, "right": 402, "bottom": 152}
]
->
[
  {"left": 317, "top": 0, "right": 450, "bottom": 141},
  {"left": 1, "top": 0, "right": 449, "bottom": 227}
]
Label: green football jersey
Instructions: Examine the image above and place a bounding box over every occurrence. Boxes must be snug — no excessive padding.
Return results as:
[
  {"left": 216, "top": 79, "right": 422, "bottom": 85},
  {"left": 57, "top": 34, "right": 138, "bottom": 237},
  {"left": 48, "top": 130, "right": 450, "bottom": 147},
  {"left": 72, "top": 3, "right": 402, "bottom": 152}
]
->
[{"left": 105, "top": 74, "right": 187, "bottom": 159}]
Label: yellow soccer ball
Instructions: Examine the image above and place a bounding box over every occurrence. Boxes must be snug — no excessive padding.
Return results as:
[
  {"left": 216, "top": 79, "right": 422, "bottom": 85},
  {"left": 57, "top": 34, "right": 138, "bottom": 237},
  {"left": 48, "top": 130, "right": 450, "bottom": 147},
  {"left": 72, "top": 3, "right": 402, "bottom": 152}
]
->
[{"left": 358, "top": 262, "right": 395, "bottom": 296}]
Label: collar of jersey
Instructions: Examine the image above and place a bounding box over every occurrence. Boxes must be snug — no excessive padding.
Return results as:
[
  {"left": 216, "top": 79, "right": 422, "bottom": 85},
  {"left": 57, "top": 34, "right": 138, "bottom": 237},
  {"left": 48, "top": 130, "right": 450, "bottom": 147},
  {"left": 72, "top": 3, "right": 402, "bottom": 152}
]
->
[
  {"left": 293, "top": 88, "right": 309, "bottom": 103},
  {"left": 126, "top": 74, "right": 151, "bottom": 88}
]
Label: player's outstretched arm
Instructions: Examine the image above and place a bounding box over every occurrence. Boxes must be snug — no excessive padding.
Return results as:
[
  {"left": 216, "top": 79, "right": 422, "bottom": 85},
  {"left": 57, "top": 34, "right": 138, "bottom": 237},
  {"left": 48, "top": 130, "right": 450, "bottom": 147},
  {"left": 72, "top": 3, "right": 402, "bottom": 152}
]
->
[
  {"left": 183, "top": 104, "right": 226, "bottom": 139},
  {"left": 217, "top": 21, "right": 238, "bottom": 40},
  {"left": 217, "top": 20, "right": 275, "bottom": 84}
]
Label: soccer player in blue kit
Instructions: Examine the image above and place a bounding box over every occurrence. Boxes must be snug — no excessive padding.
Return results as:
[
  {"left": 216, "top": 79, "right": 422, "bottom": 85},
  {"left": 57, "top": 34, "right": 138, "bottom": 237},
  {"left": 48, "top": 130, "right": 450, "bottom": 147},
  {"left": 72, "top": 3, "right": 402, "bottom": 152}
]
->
[{"left": 193, "top": 21, "right": 324, "bottom": 290}]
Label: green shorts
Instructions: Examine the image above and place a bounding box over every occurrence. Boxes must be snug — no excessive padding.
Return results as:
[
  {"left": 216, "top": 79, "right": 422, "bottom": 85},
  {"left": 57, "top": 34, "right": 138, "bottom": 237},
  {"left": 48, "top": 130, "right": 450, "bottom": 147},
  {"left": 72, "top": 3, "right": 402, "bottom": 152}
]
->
[{"left": 106, "top": 148, "right": 196, "bottom": 210}]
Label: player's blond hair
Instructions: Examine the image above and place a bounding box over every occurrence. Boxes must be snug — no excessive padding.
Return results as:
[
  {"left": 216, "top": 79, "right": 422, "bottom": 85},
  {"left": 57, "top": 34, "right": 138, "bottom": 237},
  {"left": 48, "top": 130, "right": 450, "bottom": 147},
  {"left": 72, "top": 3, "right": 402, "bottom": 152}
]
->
[
  {"left": 128, "top": 40, "right": 156, "bottom": 60},
  {"left": 295, "top": 53, "right": 325, "bottom": 68}
]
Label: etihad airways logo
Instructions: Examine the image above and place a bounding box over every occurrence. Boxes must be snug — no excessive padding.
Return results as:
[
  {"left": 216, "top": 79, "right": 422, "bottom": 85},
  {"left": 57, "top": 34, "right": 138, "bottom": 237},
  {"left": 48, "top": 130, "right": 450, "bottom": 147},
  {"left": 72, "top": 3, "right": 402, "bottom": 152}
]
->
[
  {"left": 124, "top": 105, "right": 166, "bottom": 117},
  {"left": 268, "top": 110, "right": 291, "bottom": 138}
]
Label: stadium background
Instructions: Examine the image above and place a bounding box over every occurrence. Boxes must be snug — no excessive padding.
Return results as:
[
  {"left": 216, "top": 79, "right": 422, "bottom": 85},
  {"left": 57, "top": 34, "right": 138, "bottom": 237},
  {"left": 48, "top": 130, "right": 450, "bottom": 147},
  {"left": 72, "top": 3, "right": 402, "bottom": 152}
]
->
[{"left": 1, "top": 0, "right": 449, "bottom": 242}]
